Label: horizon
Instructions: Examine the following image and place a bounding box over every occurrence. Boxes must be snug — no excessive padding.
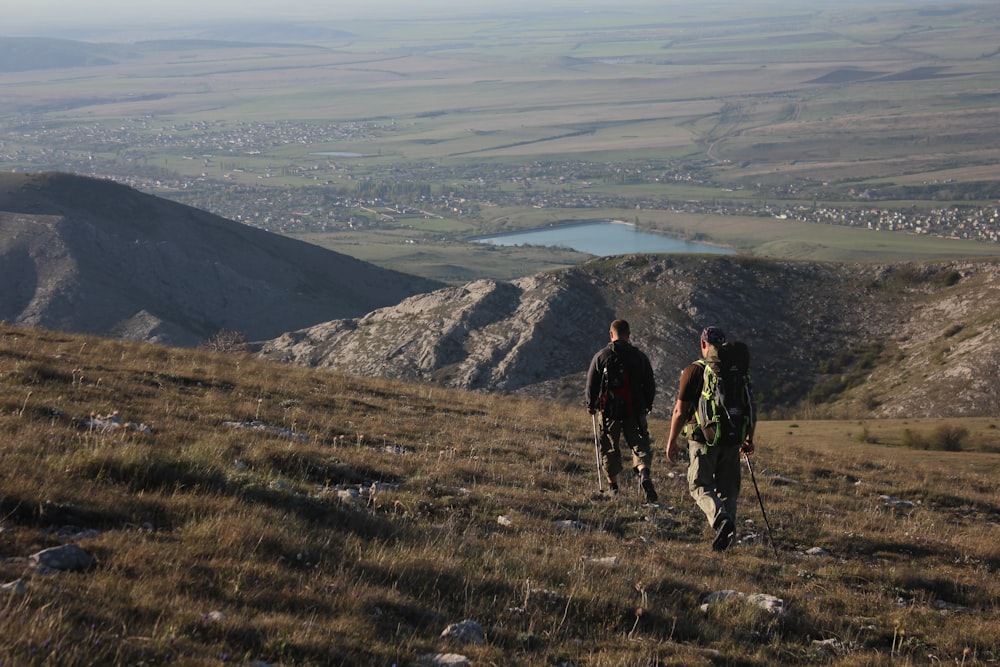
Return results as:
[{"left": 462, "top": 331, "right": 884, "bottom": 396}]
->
[{"left": 3, "top": 0, "right": 950, "bottom": 39}]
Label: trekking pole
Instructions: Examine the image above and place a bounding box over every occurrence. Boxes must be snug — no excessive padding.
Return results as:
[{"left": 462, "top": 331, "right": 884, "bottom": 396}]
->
[
  {"left": 744, "top": 452, "right": 778, "bottom": 556},
  {"left": 592, "top": 413, "right": 604, "bottom": 492}
]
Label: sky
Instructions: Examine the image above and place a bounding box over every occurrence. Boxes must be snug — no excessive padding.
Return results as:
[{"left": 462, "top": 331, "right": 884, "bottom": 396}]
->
[{"left": 6, "top": 0, "right": 662, "bottom": 31}]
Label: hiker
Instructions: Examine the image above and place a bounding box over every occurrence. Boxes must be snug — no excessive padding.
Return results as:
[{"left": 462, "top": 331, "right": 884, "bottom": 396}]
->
[
  {"left": 585, "top": 319, "right": 658, "bottom": 501},
  {"left": 665, "top": 326, "right": 757, "bottom": 551}
]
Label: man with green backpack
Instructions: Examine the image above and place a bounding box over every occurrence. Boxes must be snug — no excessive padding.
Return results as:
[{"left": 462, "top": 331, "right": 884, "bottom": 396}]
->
[{"left": 665, "top": 326, "right": 757, "bottom": 551}]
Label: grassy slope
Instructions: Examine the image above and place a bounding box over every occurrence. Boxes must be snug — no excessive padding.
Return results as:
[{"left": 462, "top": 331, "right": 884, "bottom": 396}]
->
[{"left": 1, "top": 323, "right": 997, "bottom": 665}]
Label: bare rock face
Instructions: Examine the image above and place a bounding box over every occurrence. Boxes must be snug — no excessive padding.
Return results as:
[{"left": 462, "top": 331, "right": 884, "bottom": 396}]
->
[
  {"left": 260, "top": 273, "right": 612, "bottom": 395},
  {"left": 258, "top": 255, "right": 1000, "bottom": 418}
]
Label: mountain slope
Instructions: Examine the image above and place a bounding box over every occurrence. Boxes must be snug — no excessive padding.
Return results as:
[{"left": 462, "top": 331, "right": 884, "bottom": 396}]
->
[
  {"left": 0, "top": 172, "right": 442, "bottom": 346},
  {"left": 258, "top": 254, "right": 1000, "bottom": 418}
]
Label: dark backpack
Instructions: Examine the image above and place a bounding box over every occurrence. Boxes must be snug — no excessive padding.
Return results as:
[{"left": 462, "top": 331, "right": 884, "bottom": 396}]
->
[
  {"left": 695, "top": 341, "right": 754, "bottom": 446},
  {"left": 601, "top": 348, "right": 634, "bottom": 419}
]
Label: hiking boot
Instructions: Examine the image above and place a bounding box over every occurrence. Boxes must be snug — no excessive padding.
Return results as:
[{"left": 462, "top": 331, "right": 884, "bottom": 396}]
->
[
  {"left": 608, "top": 480, "right": 619, "bottom": 495},
  {"left": 641, "top": 477, "right": 658, "bottom": 503},
  {"left": 712, "top": 516, "right": 735, "bottom": 552}
]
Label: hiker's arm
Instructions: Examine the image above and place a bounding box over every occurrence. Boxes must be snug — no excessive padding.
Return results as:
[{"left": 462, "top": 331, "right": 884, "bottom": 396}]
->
[
  {"left": 665, "top": 398, "right": 692, "bottom": 463},
  {"left": 741, "top": 384, "right": 757, "bottom": 454},
  {"left": 584, "top": 356, "right": 601, "bottom": 414}
]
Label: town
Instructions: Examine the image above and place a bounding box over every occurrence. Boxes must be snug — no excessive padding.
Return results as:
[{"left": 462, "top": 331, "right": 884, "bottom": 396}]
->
[{"left": 3, "top": 116, "right": 999, "bottom": 244}]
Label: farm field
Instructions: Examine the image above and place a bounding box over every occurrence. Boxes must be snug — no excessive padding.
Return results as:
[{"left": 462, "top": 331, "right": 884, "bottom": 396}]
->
[{"left": 2, "top": 1, "right": 1000, "bottom": 278}]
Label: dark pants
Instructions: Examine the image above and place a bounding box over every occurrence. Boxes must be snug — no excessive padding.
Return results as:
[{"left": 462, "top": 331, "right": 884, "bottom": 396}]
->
[{"left": 600, "top": 412, "right": 652, "bottom": 479}]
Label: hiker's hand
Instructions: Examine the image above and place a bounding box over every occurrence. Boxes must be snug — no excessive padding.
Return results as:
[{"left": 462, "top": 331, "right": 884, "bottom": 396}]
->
[
  {"left": 588, "top": 407, "right": 597, "bottom": 415},
  {"left": 741, "top": 439, "right": 755, "bottom": 455},
  {"left": 665, "top": 438, "right": 679, "bottom": 464}
]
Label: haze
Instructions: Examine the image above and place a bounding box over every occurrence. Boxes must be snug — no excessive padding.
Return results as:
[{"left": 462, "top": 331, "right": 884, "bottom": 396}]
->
[
  {"left": 10, "top": 0, "right": 654, "bottom": 31},
  {"left": 5, "top": 0, "right": 926, "bottom": 37}
]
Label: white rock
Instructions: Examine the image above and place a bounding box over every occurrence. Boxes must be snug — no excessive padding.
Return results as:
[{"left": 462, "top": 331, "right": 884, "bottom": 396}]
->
[
  {"left": 1, "top": 579, "right": 26, "bottom": 595},
  {"left": 421, "top": 654, "right": 470, "bottom": 666},
  {"left": 554, "top": 519, "right": 589, "bottom": 532},
  {"left": 748, "top": 593, "right": 787, "bottom": 615},
  {"left": 337, "top": 488, "right": 360, "bottom": 507},
  {"left": 699, "top": 589, "right": 745, "bottom": 612},
  {"left": 30, "top": 544, "right": 94, "bottom": 572},
  {"left": 579, "top": 556, "right": 618, "bottom": 568},
  {"left": 812, "top": 638, "right": 846, "bottom": 656},
  {"left": 440, "top": 620, "right": 485, "bottom": 645}
]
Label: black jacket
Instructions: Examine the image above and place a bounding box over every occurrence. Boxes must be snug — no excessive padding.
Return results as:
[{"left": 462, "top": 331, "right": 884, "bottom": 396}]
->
[{"left": 585, "top": 340, "right": 656, "bottom": 415}]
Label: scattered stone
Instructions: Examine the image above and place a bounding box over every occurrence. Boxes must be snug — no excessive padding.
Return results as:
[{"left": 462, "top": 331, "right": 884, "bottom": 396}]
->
[
  {"left": 812, "top": 638, "right": 847, "bottom": 657},
  {"left": 222, "top": 420, "right": 308, "bottom": 441},
  {"left": 699, "top": 589, "right": 745, "bottom": 612},
  {"left": 269, "top": 479, "right": 295, "bottom": 493},
  {"left": 804, "top": 546, "right": 831, "bottom": 557},
  {"left": 206, "top": 610, "right": 228, "bottom": 622},
  {"left": 54, "top": 525, "right": 100, "bottom": 540},
  {"left": 579, "top": 555, "right": 618, "bottom": 568},
  {"left": 647, "top": 515, "right": 680, "bottom": 528},
  {"left": 421, "top": 654, "right": 471, "bottom": 666},
  {"left": 766, "top": 473, "right": 799, "bottom": 486},
  {"left": 737, "top": 532, "right": 764, "bottom": 547},
  {"left": 1, "top": 579, "right": 26, "bottom": 595},
  {"left": 77, "top": 412, "right": 152, "bottom": 434},
  {"left": 497, "top": 515, "right": 514, "bottom": 527},
  {"left": 748, "top": 593, "right": 787, "bottom": 615},
  {"left": 30, "top": 544, "right": 95, "bottom": 572},
  {"left": 700, "top": 590, "right": 787, "bottom": 615},
  {"left": 934, "top": 599, "right": 970, "bottom": 613},
  {"left": 554, "top": 519, "right": 590, "bottom": 532},
  {"left": 440, "top": 620, "right": 485, "bottom": 645},
  {"left": 879, "top": 495, "right": 918, "bottom": 509},
  {"left": 336, "top": 488, "right": 360, "bottom": 508}
]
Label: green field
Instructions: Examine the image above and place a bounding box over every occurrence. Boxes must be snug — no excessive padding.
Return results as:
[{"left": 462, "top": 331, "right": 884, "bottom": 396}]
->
[{"left": 2, "top": 1, "right": 1000, "bottom": 278}]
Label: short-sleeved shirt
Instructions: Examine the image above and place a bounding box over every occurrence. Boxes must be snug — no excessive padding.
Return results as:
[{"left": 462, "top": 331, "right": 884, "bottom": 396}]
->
[{"left": 677, "top": 361, "right": 704, "bottom": 406}]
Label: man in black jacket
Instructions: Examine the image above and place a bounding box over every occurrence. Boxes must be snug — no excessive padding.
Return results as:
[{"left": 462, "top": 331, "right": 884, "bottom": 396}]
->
[{"left": 585, "top": 319, "right": 657, "bottom": 501}]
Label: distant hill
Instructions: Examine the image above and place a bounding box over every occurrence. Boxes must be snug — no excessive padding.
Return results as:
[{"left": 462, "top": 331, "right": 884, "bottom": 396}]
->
[
  {"left": 0, "top": 34, "right": 342, "bottom": 73},
  {"left": 0, "top": 172, "right": 443, "bottom": 347},
  {"left": 0, "top": 37, "right": 128, "bottom": 72},
  {"left": 258, "top": 254, "right": 1000, "bottom": 419}
]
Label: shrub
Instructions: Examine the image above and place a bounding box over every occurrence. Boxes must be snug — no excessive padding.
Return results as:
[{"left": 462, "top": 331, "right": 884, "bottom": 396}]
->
[
  {"left": 928, "top": 424, "right": 968, "bottom": 451},
  {"left": 902, "top": 424, "right": 968, "bottom": 451}
]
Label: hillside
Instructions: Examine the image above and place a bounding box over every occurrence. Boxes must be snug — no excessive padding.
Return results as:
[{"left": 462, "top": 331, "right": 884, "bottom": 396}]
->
[
  {"left": 0, "top": 323, "right": 997, "bottom": 665},
  {"left": 0, "top": 172, "right": 442, "bottom": 347},
  {"left": 258, "top": 254, "right": 1000, "bottom": 419}
]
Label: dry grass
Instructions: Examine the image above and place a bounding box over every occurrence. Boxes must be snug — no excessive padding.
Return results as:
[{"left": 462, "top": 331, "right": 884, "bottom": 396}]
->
[{"left": 0, "top": 323, "right": 997, "bottom": 665}]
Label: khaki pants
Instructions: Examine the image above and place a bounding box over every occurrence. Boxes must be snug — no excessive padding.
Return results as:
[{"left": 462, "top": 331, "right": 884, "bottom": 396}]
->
[
  {"left": 600, "top": 412, "right": 652, "bottom": 478},
  {"left": 686, "top": 440, "right": 742, "bottom": 529}
]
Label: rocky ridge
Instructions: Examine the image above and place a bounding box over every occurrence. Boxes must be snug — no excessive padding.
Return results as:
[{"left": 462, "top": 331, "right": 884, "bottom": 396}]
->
[{"left": 258, "top": 254, "right": 1000, "bottom": 418}]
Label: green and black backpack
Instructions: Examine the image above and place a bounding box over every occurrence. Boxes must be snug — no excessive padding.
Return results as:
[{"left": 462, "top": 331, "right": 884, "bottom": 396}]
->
[{"left": 695, "top": 341, "right": 754, "bottom": 446}]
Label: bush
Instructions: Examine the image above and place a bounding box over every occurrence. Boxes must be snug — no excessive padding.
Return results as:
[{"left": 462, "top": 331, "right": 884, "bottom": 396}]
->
[
  {"left": 929, "top": 424, "right": 969, "bottom": 451},
  {"left": 902, "top": 424, "right": 968, "bottom": 451},
  {"left": 201, "top": 329, "right": 248, "bottom": 353}
]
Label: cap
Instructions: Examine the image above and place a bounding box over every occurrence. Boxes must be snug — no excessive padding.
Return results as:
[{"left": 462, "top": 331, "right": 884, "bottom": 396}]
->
[{"left": 700, "top": 326, "right": 727, "bottom": 346}]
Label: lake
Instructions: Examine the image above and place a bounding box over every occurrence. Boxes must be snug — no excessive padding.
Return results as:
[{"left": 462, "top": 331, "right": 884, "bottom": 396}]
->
[{"left": 471, "top": 221, "right": 734, "bottom": 256}]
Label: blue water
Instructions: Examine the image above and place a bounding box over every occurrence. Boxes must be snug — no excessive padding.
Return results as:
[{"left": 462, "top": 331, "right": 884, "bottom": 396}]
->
[{"left": 472, "top": 221, "right": 733, "bottom": 256}]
